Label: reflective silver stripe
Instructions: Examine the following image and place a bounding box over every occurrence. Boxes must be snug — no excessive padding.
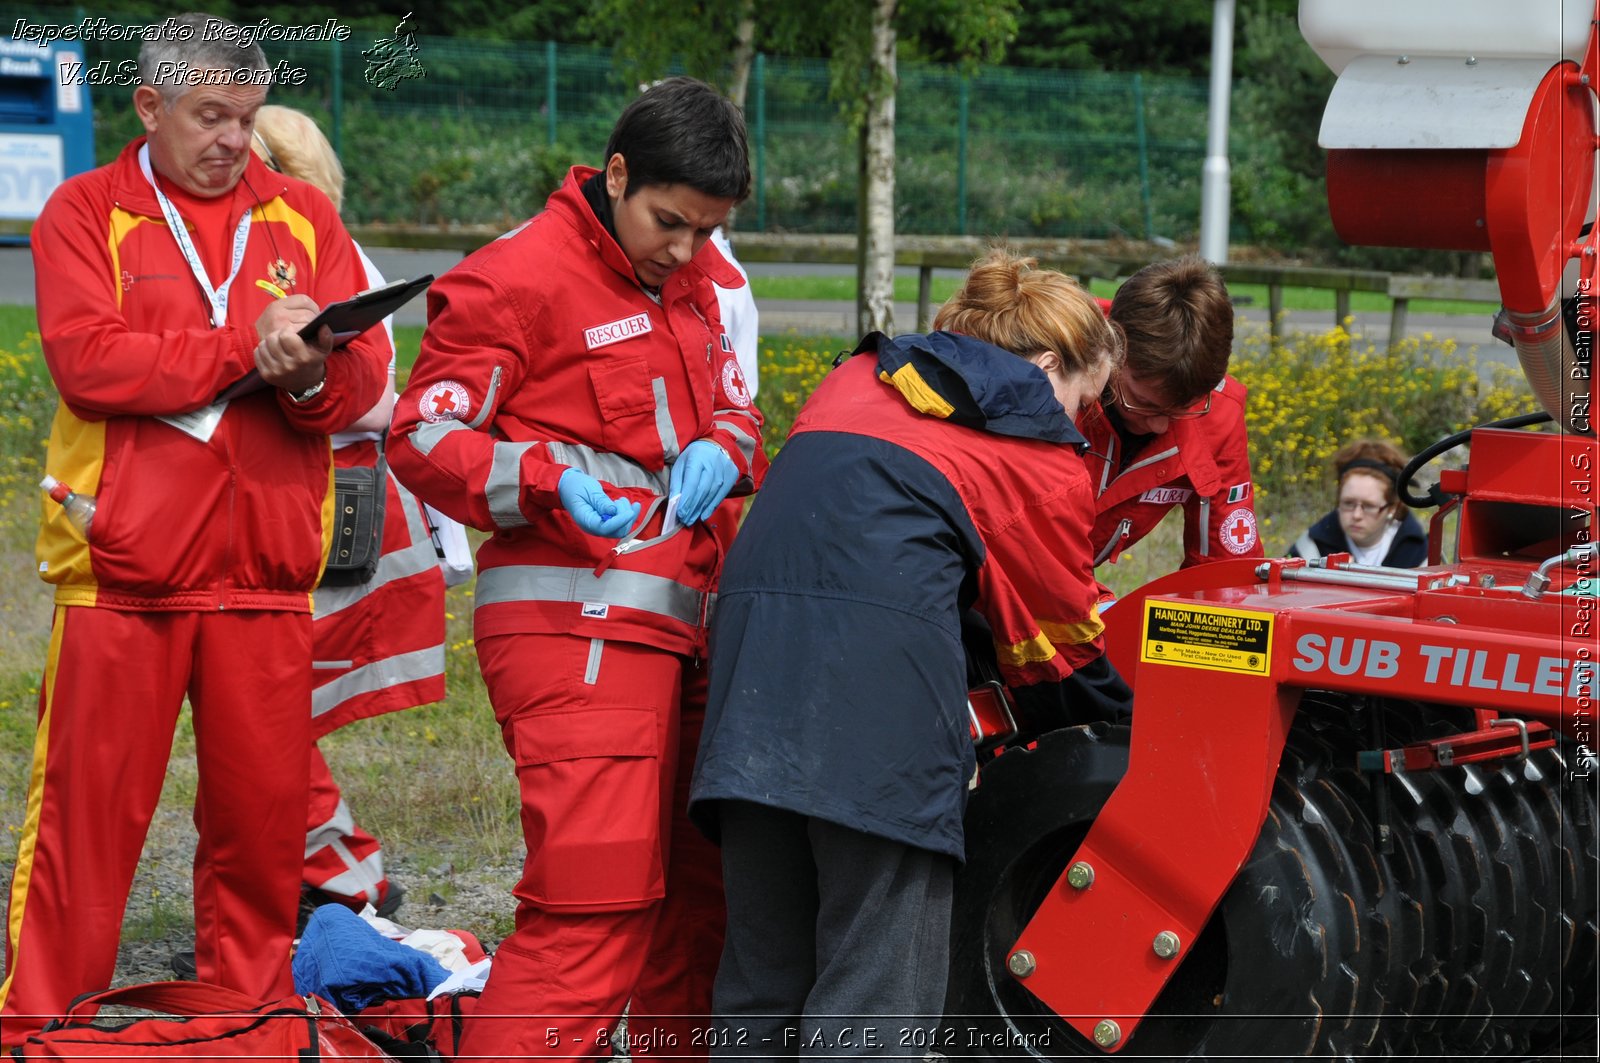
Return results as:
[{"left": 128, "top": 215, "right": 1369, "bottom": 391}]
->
[
  {"left": 305, "top": 797, "right": 386, "bottom": 899},
  {"left": 466, "top": 366, "right": 502, "bottom": 430},
  {"left": 475, "top": 564, "right": 711, "bottom": 627},
  {"left": 409, "top": 418, "right": 466, "bottom": 458},
  {"left": 1096, "top": 436, "right": 1116, "bottom": 496},
  {"left": 311, "top": 644, "right": 446, "bottom": 720},
  {"left": 316, "top": 849, "right": 386, "bottom": 903},
  {"left": 584, "top": 638, "right": 604, "bottom": 685},
  {"left": 1117, "top": 445, "right": 1179, "bottom": 481},
  {"left": 1199, "top": 495, "right": 1211, "bottom": 557},
  {"left": 545, "top": 441, "right": 669, "bottom": 494},
  {"left": 314, "top": 480, "right": 440, "bottom": 620},
  {"left": 487, "top": 440, "right": 536, "bottom": 528},
  {"left": 712, "top": 419, "right": 760, "bottom": 467},
  {"left": 306, "top": 798, "right": 357, "bottom": 849},
  {"left": 652, "top": 377, "right": 681, "bottom": 463}
]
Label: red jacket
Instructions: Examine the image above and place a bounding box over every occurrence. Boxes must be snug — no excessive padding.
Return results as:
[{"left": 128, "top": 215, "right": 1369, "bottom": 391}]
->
[
  {"left": 389, "top": 166, "right": 765, "bottom": 656},
  {"left": 33, "top": 139, "right": 389, "bottom": 611},
  {"left": 1079, "top": 374, "right": 1262, "bottom": 568}
]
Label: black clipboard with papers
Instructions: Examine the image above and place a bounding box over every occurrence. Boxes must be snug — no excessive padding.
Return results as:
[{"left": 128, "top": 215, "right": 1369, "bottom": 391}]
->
[
  {"left": 216, "top": 275, "right": 434, "bottom": 403},
  {"left": 298, "top": 274, "right": 434, "bottom": 344}
]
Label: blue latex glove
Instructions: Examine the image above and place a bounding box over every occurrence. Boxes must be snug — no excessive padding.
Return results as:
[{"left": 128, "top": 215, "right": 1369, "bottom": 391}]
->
[
  {"left": 669, "top": 440, "right": 739, "bottom": 525},
  {"left": 558, "top": 468, "right": 640, "bottom": 538}
]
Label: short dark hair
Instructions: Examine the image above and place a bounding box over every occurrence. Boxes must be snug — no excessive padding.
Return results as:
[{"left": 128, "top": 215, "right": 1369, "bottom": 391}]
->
[
  {"left": 605, "top": 77, "right": 751, "bottom": 202},
  {"left": 1110, "top": 257, "right": 1233, "bottom": 404}
]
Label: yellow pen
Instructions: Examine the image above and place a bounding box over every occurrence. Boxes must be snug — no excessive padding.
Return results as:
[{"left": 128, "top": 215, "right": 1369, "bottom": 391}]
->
[{"left": 255, "top": 278, "right": 287, "bottom": 300}]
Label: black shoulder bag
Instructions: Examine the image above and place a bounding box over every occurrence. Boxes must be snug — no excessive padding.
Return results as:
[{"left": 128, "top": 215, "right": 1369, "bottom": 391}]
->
[{"left": 323, "top": 436, "right": 388, "bottom": 585}]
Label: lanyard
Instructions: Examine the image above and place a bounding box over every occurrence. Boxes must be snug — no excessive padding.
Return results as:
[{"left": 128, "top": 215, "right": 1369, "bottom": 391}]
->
[{"left": 138, "top": 143, "right": 252, "bottom": 329}]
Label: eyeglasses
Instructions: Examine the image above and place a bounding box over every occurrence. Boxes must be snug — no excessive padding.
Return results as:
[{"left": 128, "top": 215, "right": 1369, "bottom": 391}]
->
[
  {"left": 1338, "top": 500, "right": 1392, "bottom": 516},
  {"left": 252, "top": 131, "right": 283, "bottom": 173},
  {"left": 1106, "top": 379, "right": 1212, "bottom": 420}
]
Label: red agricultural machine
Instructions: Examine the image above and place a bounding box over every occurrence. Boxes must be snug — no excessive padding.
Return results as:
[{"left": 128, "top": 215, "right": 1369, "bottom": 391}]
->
[{"left": 946, "top": 1, "right": 1600, "bottom": 1056}]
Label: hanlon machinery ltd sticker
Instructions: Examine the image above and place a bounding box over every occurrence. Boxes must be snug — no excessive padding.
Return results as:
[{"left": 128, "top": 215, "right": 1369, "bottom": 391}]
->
[{"left": 1140, "top": 600, "right": 1274, "bottom": 676}]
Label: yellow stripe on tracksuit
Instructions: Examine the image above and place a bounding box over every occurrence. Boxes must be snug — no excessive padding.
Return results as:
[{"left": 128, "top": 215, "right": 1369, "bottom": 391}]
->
[
  {"left": 879, "top": 365, "right": 954, "bottom": 420},
  {"left": 106, "top": 209, "right": 151, "bottom": 313},
  {"left": 0, "top": 610, "right": 67, "bottom": 1024},
  {"left": 252, "top": 199, "right": 318, "bottom": 271},
  {"left": 994, "top": 614, "right": 1107, "bottom": 668},
  {"left": 37, "top": 414, "right": 105, "bottom": 604}
]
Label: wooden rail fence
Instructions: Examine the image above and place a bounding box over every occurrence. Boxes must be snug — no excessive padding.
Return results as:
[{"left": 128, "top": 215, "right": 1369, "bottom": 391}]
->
[{"left": 1, "top": 218, "right": 1502, "bottom": 342}]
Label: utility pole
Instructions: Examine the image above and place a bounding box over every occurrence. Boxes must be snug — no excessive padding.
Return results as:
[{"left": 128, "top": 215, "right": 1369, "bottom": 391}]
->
[{"left": 1199, "top": 0, "right": 1236, "bottom": 264}]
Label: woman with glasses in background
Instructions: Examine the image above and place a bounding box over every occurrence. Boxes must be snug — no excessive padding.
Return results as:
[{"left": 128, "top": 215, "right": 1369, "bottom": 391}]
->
[
  {"left": 1079, "top": 257, "right": 1262, "bottom": 579},
  {"left": 1289, "top": 438, "right": 1427, "bottom": 568}
]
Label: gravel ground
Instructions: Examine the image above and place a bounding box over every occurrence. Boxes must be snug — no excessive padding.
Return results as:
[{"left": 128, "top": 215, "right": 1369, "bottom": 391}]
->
[{"left": 110, "top": 811, "right": 521, "bottom": 987}]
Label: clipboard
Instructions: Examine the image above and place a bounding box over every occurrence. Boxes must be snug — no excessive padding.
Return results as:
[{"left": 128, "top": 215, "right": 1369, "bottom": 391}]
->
[
  {"left": 298, "top": 274, "right": 434, "bottom": 344},
  {"left": 214, "top": 275, "right": 435, "bottom": 403}
]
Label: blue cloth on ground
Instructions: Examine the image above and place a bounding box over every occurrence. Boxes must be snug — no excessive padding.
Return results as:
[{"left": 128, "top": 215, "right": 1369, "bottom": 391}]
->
[{"left": 292, "top": 903, "right": 451, "bottom": 1012}]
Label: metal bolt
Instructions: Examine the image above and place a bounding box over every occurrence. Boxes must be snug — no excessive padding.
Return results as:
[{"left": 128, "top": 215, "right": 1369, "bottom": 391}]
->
[
  {"left": 1397, "top": 54, "right": 1411, "bottom": 65},
  {"left": 1466, "top": 56, "right": 1478, "bottom": 66},
  {"left": 1007, "top": 950, "right": 1036, "bottom": 978},
  {"left": 1479, "top": 573, "right": 1496, "bottom": 588},
  {"left": 1066, "top": 861, "right": 1095, "bottom": 890},
  {"left": 1093, "top": 1019, "right": 1122, "bottom": 1048},
  {"left": 1153, "top": 930, "right": 1182, "bottom": 959}
]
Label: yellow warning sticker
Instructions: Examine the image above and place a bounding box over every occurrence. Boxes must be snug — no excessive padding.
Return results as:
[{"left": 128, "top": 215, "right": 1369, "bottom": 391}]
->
[{"left": 1140, "top": 600, "right": 1273, "bottom": 675}]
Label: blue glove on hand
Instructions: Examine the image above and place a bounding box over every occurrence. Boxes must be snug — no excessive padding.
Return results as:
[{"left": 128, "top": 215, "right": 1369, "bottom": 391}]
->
[
  {"left": 558, "top": 468, "right": 640, "bottom": 538},
  {"left": 669, "top": 440, "right": 740, "bottom": 525}
]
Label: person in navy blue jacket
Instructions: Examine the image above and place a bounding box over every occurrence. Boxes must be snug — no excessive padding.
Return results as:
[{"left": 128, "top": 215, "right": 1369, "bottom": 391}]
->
[
  {"left": 689, "top": 250, "right": 1126, "bottom": 1056},
  {"left": 1289, "top": 438, "right": 1428, "bottom": 569}
]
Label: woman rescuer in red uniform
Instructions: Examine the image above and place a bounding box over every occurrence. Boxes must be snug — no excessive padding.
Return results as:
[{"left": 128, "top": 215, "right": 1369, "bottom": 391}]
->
[{"left": 387, "top": 78, "right": 762, "bottom": 1060}]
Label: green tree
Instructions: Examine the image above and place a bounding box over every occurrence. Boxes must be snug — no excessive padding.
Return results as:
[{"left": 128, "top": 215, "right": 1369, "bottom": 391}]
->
[
  {"left": 586, "top": 0, "right": 1018, "bottom": 334},
  {"left": 1005, "top": 0, "right": 1296, "bottom": 73},
  {"left": 1230, "top": 1, "right": 1337, "bottom": 251}
]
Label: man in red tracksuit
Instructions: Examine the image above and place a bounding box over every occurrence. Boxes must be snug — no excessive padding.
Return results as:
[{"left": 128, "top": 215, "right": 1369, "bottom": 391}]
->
[
  {"left": 388, "top": 78, "right": 762, "bottom": 1060},
  {"left": 0, "top": 14, "right": 388, "bottom": 1050},
  {"left": 1080, "top": 257, "right": 1263, "bottom": 573}
]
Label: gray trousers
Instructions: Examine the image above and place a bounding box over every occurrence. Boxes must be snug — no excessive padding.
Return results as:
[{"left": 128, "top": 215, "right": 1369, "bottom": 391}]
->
[{"left": 709, "top": 800, "right": 955, "bottom": 1061}]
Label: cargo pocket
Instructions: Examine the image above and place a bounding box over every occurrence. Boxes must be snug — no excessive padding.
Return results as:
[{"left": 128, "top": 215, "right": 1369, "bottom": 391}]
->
[
  {"left": 588, "top": 356, "right": 665, "bottom": 466},
  {"left": 509, "top": 705, "right": 665, "bottom": 908}
]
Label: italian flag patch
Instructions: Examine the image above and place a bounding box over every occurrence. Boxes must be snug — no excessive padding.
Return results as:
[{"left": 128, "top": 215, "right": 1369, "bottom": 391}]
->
[{"left": 1226, "top": 482, "right": 1251, "bottom": 504}]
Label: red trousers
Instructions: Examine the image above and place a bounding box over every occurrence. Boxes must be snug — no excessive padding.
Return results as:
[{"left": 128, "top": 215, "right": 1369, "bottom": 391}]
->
[
  {"left": 0, "top": 607, "right": 310, "bottom": 1049},
  {"left": 459, "top": 633, "right": 723, "bottom": 1062}
]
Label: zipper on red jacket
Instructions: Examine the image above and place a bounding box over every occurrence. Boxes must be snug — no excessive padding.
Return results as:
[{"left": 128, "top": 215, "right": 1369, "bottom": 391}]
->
[{"left": 220, "top": 463, "right": 238, "bottom": 609}]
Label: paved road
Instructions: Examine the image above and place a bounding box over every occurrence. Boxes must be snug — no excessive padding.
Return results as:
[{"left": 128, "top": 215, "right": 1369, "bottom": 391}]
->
[{"left": 0, "top": 245, "right": 1514, "bottom": 372}]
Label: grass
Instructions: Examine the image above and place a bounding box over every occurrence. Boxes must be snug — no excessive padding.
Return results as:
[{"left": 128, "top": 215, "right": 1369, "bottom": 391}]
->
[
  {"left": 0, "top": 296, "right": 1539, "bottom": 955},
  {"left": 0, "top": 305, "right": 520, "bottom": 951},
  {"left": 746, "top": 276, "right": 1498, "bottom": 318}
]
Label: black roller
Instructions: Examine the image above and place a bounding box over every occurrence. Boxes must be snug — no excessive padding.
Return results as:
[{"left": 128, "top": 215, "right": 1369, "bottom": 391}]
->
[
  {"left": 946, "top": 717, "right": 1380, "bottom": 1058},
  {"left": 945, "top": 696, "right": 1599, "bottom": 1059}
]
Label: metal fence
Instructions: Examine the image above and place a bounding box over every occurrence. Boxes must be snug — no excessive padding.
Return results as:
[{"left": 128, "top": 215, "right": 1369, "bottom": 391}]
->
[{"left": 3, "top": 7, "right": 1214, "bottom": 239}]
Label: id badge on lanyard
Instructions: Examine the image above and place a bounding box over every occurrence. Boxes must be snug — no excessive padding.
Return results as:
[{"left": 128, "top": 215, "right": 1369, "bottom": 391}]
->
[{"left": 138, "top": 144, "right": 253, "bottom": 443}]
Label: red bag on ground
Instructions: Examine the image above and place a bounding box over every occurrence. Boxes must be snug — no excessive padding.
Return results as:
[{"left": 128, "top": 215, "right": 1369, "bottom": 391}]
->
[
  {"left": 354, "top": 991, "right": 480, "bottom": 1059},
  {"left": 14, "top": 980, "right": 399, "bottom": 1059}
]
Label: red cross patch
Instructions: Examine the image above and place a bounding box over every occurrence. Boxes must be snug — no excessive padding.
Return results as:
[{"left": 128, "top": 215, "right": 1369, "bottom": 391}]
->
[
  {"left": 1221, "top": 507, "right": 1258, "bottom": 555},
  {"left": 722, "top": 360, "right": 751, "bottom": 409},
  {"left": 419, "top": 379, "right": 471, "bottom": 423}
]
